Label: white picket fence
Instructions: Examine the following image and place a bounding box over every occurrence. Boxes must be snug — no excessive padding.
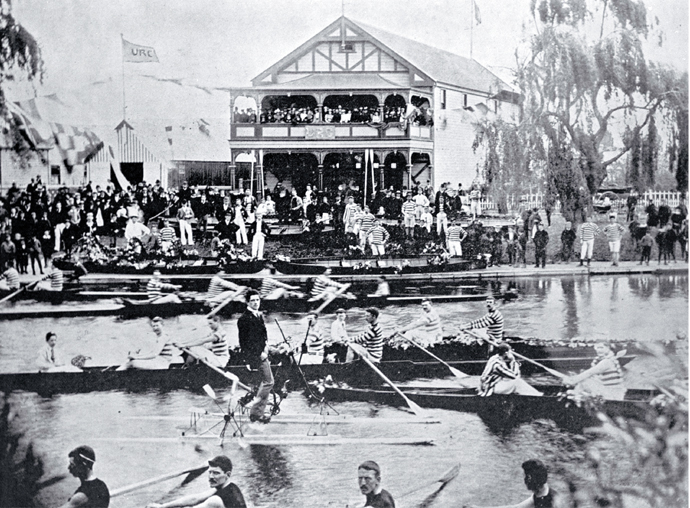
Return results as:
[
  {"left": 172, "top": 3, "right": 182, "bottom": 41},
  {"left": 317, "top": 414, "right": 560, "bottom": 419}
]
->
[
  {"left": 479, "top": 193, "right": 560, "bottom": 213},
  {"left": 641, "top": 190, "right": 687, "bottom": 207}
]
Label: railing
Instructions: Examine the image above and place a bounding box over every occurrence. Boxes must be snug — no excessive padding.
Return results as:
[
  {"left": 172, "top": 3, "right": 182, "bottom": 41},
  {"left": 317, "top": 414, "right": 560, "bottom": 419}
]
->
[
  {"left": 230, "top": 122, "right": 431, "bottom": 141},
  {"left": 478, "top": 193, "right": 559, "bottom": 214},
  {"left": 641, "top": 190, "right": 687, "bottom": 207}
]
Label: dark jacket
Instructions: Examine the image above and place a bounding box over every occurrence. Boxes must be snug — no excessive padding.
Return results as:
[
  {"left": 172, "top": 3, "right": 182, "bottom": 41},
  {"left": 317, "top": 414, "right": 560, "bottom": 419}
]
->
[
  {"left": 237, "top": 309, "right": 267, "bottom": 369},
  {"left": 534, "top": 230, "right": 549, "bottom": 250}
]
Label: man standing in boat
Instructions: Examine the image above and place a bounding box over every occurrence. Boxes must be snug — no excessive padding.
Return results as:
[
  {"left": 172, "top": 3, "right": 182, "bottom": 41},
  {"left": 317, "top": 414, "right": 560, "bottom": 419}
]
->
[
  {"left": 562, "top": 342, "right": 626, "bottom": 400},
  {"left": 464, "top": 459, "right": 556, "bottom": 508},
  {"left": 237, "top": 290, "right": 274, "bottom": 424},
  {"left": 177, "top": 315, "right": 230, "bottom": 369},
  {"left": 117, "top": 317, "right": 183, "bottom": 370},
  {"left": 146, "top": 455, "right": 246, "bottom": 508},
  {"left": 458, "top": 295, "right": 504, "bottom": 343},
  {"left": 346, "top": 307, "right": 384, "bottom": 363},
  {"left": 478, "top": 343, "right": 542, "bottom": 396},
  {"left": 59, "top": 445, "right": 110, "bottom": 508},
  {"left": 394, "top": 298, "right": 443, "bottom": 346},
  {"left": 355, "top": 460, "right": 395, "bottom": 508}
]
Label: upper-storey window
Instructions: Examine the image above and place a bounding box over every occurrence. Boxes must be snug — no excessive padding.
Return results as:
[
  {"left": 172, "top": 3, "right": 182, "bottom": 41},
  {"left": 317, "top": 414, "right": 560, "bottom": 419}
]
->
[{"left": 441, "top": 89, "right": 446, "bottom": 110}]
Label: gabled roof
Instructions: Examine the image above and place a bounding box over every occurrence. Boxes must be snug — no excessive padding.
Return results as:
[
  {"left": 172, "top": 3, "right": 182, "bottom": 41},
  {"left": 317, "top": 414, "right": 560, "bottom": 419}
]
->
[
  {"left": 249, "top": 73, "right": 407, "bottom": 91},
  {"left": 252, "top": 16, "right": 511, "bottom": 95}
]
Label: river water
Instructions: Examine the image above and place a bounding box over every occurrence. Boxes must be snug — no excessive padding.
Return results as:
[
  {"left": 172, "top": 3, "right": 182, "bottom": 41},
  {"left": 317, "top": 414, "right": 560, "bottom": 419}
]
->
[{"left": 1, "top": 273, "right": 687, "bottom": 507}]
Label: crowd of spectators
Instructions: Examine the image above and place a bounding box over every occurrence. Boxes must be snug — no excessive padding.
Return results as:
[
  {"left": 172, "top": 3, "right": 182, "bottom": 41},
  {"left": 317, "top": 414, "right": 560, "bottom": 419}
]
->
[{"left": 234, "top": 104, "right": 433, "bottom": 127}]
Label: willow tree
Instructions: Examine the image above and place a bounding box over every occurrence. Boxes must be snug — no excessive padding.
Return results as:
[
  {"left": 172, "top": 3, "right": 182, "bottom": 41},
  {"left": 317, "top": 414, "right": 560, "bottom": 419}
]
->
[
  {"left": 475, "top": 0, "right": 686, "bottom": 222},
  {"left": 0, "top": 0, "right": 43, "bottom": 158}
]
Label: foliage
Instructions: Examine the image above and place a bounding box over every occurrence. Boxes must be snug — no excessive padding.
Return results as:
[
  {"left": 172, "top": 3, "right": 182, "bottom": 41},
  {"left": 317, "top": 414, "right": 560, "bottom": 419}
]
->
[{"left": 474, "top": 0, "right": 686, "bottom": 222}]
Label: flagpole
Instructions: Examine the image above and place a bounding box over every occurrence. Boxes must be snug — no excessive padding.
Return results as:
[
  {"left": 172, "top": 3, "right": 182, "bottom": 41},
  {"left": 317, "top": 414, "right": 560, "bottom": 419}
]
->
[
  {"left": 470, "top": 0, "right": 474, "bottom": 60},
  {"left": 121, "top": 34, "right": 126, "bottom": 121}
]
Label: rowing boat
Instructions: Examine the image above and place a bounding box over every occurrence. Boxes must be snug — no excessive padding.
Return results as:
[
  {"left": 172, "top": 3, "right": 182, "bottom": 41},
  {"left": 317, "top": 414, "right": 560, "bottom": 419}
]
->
[
  {"left": 273, "top": 255, "right": 485, "bottom": 275},
  {"left": 53, "top": 258, "right": 266, "bottom": 275},
  {"left": 0, "top": 347, "right": 635, "bottom": 396},
  {"left": 0, "top": 291, "right": 517, "bottom": 320},
  {"left": 318, "top": 382, "right": 659, "bottom": 432}
]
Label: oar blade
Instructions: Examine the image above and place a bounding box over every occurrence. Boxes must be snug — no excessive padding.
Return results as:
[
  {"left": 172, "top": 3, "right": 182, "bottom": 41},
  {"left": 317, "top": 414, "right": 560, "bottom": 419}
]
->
[
  {"left": 438, "top": 463, "right": 461, "bottom": 484},
  {"left": 407, "top": 399, "right": 426, "bottom": 417},
  {"left": 180, "top": 465, "right": 208, "bottom": 486},
  {"left": 202, "top": 384, "right": 217, "bottom": 400},
  {"left": 449, "top": 366, "right": 470, "bottom": 379}
]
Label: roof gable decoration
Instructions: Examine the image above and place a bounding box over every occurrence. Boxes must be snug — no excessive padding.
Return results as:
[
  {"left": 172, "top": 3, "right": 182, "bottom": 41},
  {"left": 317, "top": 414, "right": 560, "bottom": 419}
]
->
[{"left": 252, "top": 17, "right": 433, "bottom": 85}]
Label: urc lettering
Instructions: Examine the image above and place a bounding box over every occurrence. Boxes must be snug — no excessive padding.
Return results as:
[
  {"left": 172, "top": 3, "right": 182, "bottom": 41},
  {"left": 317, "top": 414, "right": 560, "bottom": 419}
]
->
[{"left": 131, "top": 49, "right": 155, "bottom": 57}]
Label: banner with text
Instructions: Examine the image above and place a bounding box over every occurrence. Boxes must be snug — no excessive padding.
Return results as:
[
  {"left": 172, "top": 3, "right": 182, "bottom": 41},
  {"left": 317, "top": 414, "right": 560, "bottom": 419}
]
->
[{"left": 122, "top": 38, "right": 159, "bottom": 63}]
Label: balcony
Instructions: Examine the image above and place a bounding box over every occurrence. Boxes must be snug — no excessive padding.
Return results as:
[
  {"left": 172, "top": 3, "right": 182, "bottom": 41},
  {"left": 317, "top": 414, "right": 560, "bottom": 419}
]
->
[{"left": 230, "top": 122, "right": 432, "bottom": 141}]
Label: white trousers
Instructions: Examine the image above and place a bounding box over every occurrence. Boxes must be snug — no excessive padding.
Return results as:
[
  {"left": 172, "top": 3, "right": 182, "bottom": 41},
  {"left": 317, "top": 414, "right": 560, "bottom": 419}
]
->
[
  {"left": 252, "top": 233, "right": 265, "bottom": 259},
  {"left": 235, "top": 223, "right": 248, "bottom": 245},
  {"left": 581, "top": 239, "right": 594, "bottom": 259},
  {"left": 179, "top": 220, "right": 194, "bottom": 245},
  {"left": 448, "top": 241, "right": 462, "bottom": 256},
  {"left": 370, "top": 244, "right": 385, "bottom": 256}
]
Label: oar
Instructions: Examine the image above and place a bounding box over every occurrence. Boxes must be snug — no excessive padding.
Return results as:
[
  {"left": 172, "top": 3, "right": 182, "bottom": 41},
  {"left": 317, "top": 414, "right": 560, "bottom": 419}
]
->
[
  {"left": 0, "top": 280, "right": 39, "bottom": 304},
  {"left": 395, "top": 332, "right": 470, "bottom": 379},
  {"left": 111, "top": 464, "right": 209, "bottom": 497},
  {"left": 205, "top": 287, "right": 246, "bottom": 318},
  {"left": 399, "top": 462, "right": 461, "bottom": 500},
  {"left": 347, "top": 343, "right": 425, "bottom": 416},
  {"left": 313, "top": 283, "right": 352, "bottom": 314},
  {"left": 180, "top": 347, "right": 251, "bottom": 392}
]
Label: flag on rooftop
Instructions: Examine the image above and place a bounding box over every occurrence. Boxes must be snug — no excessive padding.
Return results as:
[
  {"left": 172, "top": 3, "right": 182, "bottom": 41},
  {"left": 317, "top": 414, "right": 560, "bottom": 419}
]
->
[
  {"left": 474, "top": 0, "right": 482, "bottom": 25},
  {"left": 122, "top": 37, "right": 159, "bottom": 63}
]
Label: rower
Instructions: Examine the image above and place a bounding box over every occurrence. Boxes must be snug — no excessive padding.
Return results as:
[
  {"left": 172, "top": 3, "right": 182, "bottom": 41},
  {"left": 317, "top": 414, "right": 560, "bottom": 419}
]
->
[
  {"left": 463, "top": 459, "right": 557, "bottom": 508},
  {"left": 331, "top": 308, "right": 349, "bottom": 344},
  {"left": 146, "top": 455, "right": 246, "bottom": 508},
  {"left": 0, "top": 265, "right": 20, "bottom": 290},
  {"left": 59, "top": 445, "right": 110, "bottom": 508},
  {"left": 478, "top": 343, "right": 542, "bottom": 396},
  {"left": 562, "top": 341, "right": 626, "bottom": 400},
  {"left": 116, "top": 317, "right": 183, "bottom": 370},
  {"left": 458, "top": 295, "right": 504, "bottom": 343},
  {"left": 36, "top": 256, "right": 64, "bottom": 291},
  {"left": 346, "top": 308, "right": 384, "bottom": 363},
  {"left": 394, "top": 297, "right": 443, "bottom": 346},
  {"left": 147, "top": 270, "right": 182, "bottom": 304},
  {"left": 300, "top": 312, "right": 326, "bottom": 365},
  {"left": 356, "top": 460, "right": 395, "bottom": 508},
  {"left": 177, "top": 315, "right": 230, "bottom": 369},
  {"left": 308, "top": 269, "right": 350, "bottom": 303},
  {"left": 372, "top": 276, "right": 390, "bottom": 297},
  {"left": 259, "top": 267, "right": 301, "bottom": 300},
  {"left": 36, "top": 332, "right": 81, "bottom": 373},
  {"left": 207, "top": 269, "right": 247, "bottom": 305}
]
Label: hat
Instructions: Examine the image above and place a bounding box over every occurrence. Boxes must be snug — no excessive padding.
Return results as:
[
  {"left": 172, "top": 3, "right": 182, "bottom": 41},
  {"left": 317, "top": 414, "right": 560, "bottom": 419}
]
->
[
  {"left": 335, "top": 308, "right": 346, "bottom": 314},
  {"left": 69, "top": 445, "right": 95, "bottom": 465}
]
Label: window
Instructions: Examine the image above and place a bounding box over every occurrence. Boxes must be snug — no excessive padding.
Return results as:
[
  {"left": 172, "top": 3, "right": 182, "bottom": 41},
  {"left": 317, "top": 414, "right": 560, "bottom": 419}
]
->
[
  {"left": 50, "top": 165, "right": 60, "bottom": 185},
  {"left": 339, "top": 43, "right": 355, "bottom": 53},
  {"left": 440, "top": 89, "right": 446, "bottom": 110},
  {"left": 464, "top": 94, "right": 468, "bottom": 107}
]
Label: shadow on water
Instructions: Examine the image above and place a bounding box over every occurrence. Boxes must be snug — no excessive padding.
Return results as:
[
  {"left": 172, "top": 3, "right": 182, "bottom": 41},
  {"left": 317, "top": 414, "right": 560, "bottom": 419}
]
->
[{"left": 246, "top": 445, "right": 293, "bottom": 501}]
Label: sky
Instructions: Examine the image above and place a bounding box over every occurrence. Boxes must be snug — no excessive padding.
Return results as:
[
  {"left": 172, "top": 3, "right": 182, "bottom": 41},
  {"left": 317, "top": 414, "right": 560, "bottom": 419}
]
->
[{"left": 9, "top": 0, "right": 689, "bottom": 120}]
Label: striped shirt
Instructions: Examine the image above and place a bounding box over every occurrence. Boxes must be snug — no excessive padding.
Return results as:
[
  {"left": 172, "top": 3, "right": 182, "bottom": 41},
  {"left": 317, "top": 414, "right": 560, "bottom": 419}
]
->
[
  {"left": 402, "top": 201, "right": 416, "bottom": 217},
  {"left": 311, "top": 275, "right": 343, "bottom": 297},
  {"left": 158, "top": 334, "right": 180, "bottom": 358},
  {"left": 446, "top": 226, "right": 466, "bottom": 243},
  {"left": 352, "top": 321, "right": 384, "bottom": 361},
  {"left": 367, "top": 225, "right": 390, "bottom": 245},
  {"left": 2, "top": 267, "right": 20, "bottom": 290},
  {"left": 579, "top": 222, "right": 600, "bottom": 241},
  {"left": 207, "top": 330, "right": 230, "bottom": 362},
  {"left": 603, "top": 223, "right": 625, "bottom": 242},
  {"left": 359, "top": 213, "right": 376, "bottom": 233},
  {"left": 208, "top": 275, "right": 241, "bottom": 297},
  {"left": 45, "top": 268, "right": 64, "bottom": 291},
  {"left": 422, "top": 309, "right": 442, "bottom": 338},
  {"left": 260, "top": 278, "right": 283, "bottom": 298},
  {"left": 160, "top": 227, "right": 176, "bottom": 242},
  {"left": 479, "top": 354, "right": 520, "bottom": 396},
  {"left": 465, "top": 309, "right": 504, "bottom": 342},
  {"left": 146, "top": 278, "right": 166, "bottom": 301},
  {"left": 306, "top": 327, "right": 325, "bottom": 355},
  {"left": 592, "top": 354, "right": 624, "bottom": 388}
]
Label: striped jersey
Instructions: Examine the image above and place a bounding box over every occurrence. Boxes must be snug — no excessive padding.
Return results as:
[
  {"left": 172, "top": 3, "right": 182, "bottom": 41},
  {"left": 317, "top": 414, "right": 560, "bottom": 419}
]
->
[
  {"left": 46, "top": 268, "right": 64, "bottom": 291},
  {"left": 311, "top": 275, "right": 342, "bottom": 297},
  {"left": 2, "top": 267, "right": 20, "bottom": 289},
  {"left": 306, "top": 326, "right": 325, "bottom": 355},
  {"left": 579, "top": 222, "right": 600, "bottom": 241},
  {"left": 465, "top": 309, "right": 504, "bottom": 342},
  {"left": 603, "top": 223, "right": 625, "bottom": 242},
  {"left": 147, "top": 278, "right": 165, "bottom": 301},
  {"left": 157, "top": 333, "right": 179, "bottom": 358},
  {"left": 592, "top": 354, "right": 623, "bottom": 387},
  {"left": 422, "top": 309, "right": 442, "bottom": 338},
  {"left": 207, "top": 330, "right": 230, "bottom": 362},
  {"left": 260, "top": 278, "right": 282, "bottom": 298},
  {"left": 479, "top": 354, "right": 520, "bottom": 396},
  {"left": 402, "top": 201, "right": 416, "bottom": 217},
  {"left": 208, "top": 275, "right": 241, "bottom": 297},
  {"left": 352, "top": 321, "right": 384, "bottom": 361},
  {"left": 159, "top": 227, "right": 176, "bottom": 242},
  {"left": 359, "top": 213, "right": 376, "bottom": 233},
  {"left": 446, "top": 226, "right": 466, "bottom": 243},
  {"left": 367, "top": 225, "right": 390, "bottom": 245}
]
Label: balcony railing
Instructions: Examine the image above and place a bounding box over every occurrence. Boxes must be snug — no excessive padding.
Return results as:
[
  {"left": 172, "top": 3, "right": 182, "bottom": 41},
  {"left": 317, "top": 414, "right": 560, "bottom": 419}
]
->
[{"left": 231, "top": 123, "right": 432, "bottom": 141}]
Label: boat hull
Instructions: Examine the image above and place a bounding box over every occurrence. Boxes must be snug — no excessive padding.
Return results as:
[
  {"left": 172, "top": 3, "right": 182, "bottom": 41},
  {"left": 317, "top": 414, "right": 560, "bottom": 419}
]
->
[{"left": 273, "top": 256, "right": 484, "bottom": 276}]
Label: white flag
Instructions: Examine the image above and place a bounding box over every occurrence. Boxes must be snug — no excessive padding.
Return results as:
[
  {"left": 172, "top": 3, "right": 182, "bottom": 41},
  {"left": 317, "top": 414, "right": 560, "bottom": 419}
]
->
[{"left": 122, "top": 38, "right": 159, "bottom": 63}]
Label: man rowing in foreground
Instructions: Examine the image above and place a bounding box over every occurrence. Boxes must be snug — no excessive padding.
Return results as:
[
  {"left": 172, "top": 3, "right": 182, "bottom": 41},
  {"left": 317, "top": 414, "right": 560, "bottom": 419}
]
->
[
  {"left": 394, "top": 298, "right": 443, "bottom": 346},
  {"left": 146, "top": 455, "right": 246, "bottom": 508},
  {"left": 345, "top": 307, "right": 384, "bottom": 363},
  {"left": 116, "top": 317, "right": 183, "bottom": 370},
  {"left": 59, "top": 445, "right": 110, "bottom": 508},
  {"left": 562, "top": 341, "right": 627, "bottom": 400},
  {"left": 176, "top": 314, "right": 230, "bottom": 368},
  {"left": 458, "top": 295, "right": 504, "bottom": 343},
  {"left": 479, "top": 343, "right": 542, "bottom": 396},
  {"left": 464, "top": 459, "right": 559, "bottom": 508}
]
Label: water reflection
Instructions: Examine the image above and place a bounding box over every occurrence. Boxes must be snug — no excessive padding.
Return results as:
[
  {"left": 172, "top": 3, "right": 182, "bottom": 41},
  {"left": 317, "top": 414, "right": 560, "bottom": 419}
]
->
[
  {"left": 247, "top": 446, "right": 293, "bottom": 501},
  {"left": 560, "top": 278, "right": 579, "bottom": 338}
]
